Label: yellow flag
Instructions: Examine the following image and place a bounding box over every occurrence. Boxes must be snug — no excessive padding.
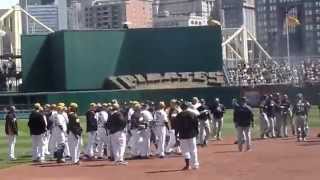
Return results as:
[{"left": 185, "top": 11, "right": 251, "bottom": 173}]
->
[{"left": 287, "top": 16, "right": 301, "bottom": 27}]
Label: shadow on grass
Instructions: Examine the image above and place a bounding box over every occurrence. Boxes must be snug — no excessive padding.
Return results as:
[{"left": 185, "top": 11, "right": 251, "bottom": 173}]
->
[{"left": 145, "top": 169, "right": 183, "bottom": 174}]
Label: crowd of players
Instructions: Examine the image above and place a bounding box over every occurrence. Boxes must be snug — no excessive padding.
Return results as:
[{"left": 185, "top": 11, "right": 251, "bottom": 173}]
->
[
  {"left": 258, "top": 93, "right": 310, "bottom": 141},
  {"left": 4, "top": 93, "right": 312, "bottom": 170}
]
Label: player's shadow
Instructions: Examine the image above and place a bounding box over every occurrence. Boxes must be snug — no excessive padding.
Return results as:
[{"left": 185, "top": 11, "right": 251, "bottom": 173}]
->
[
  {"left": 298, "top": 140, "right": 320, "bottom": 146},
  {"left": 36, "top": 163, "right": 75, "bottom": 167},
  {"left": 214, "top": 150, "right": 238, "bottom": 154},
  {"left": 211, "top": 143, "right": 234, "bottom": 146},
  {"left": 145, "top": 169, "right": 183, "bottom": 174},
  {"left": 81, "top": 163, "right": 115, "bottom": 167}
]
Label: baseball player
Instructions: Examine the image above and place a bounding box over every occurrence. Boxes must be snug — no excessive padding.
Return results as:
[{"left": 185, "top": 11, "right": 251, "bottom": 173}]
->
[
  {"left": 166, "top": 99, "right": 182, "bottom": 154},
  {"left": 279, "top": 94, "right": 291, "bottom": 137},
  {"left": 259, "top": 95, "right": 270, "bottom": 139},
  {"left": 128, "top": 103, "right": 142, "bottom": 157},
  {"left": 293, "top": 93, "right": 309, "bottom": 142},
  {"left": 96, "top": 103, "right": 109, "bottom": 159},
  {"left": 48, "top": 104, "right": 58, "bottom": 158},
  {"left": 233, "top": 97, "right": 254, "bottom": 152},
  {"left": 106, "top": 103, "right": 128, "bottom": 165},
  {"left": 176, "top": 102, "right": 200, "bottom": 170},
  {"left": 211, "top": 98, "right": 225, "bottom": 141},
  {"left": 51, "top": 105, "right": 69, "bottom": 163},
  {"left": 140, "top": 104, "right": 153, "bottom": 158},
  {"left": 5, "top": 106, "right": 18, "bottom": 161},
  {"left": 43, "top": 104, "right": 52, "bottom": 156},
  {"left": 85, "top": 103, "right": 98, "bottom": 159},
  {"left": 197, "top": 99, "right": 211, "bottom": 146},
  {"left": 265, "top": 95, "right": 276, "bottom": 138},
  {"left": 274, "top": 93, "right": 283, "bottom": 137},
  {"left": 153, "top": 102, "right": 169, "bottom": 158},
  {"left": 28, "top": 103, "right": 47, "bottom": 163},
  {"left": 191, "top": 97, "right": 201, "bottom": 110},
  {"left": 67, "top": 103, "right": 82, "bottom": 165}
]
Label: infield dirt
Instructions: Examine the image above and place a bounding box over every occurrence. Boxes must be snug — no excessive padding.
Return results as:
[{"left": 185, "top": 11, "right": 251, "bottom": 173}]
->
[{"left": 1, "top": 130, "right": 320, "bottom": 180}]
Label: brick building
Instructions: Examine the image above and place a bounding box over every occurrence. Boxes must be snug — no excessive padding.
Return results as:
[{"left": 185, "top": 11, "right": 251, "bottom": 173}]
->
[{"left": 85, "top": 0, "right": 152, "bottom": 29}]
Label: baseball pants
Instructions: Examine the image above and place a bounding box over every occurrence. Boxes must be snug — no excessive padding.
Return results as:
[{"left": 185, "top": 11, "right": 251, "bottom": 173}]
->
[
  {"left": 68, "top": 133, "right": 81, "bottom": 163},
  {"left": 110, "top": 131, "right": 126, "bottom": 162},
  {"left": 237, "top": 126, "right": 251, "bottom": 151},
  {"left": 43, "top": 132, "right": 50, "bottom": 155},
  {"left": 136, "top": 129, "right": 150, "bottom": 157},
  {"left": 31, "top": 134, "right": 45, "bottom": 161},
  {"left": 96, "top": 128, "right": 108, "bottom": 158},
  {"left": 213, "top": 118, "right": 223, "bottom": 140},
  {"left": 180, "top": 137, "right": 199, "bottom": 168},
  {"left": 49, "top": 128, "right": 66, "bottom": 155},
  {"left": 280, "top": 114, "right": 290, "bottom": 137},
  {"left": 267, "top": 116, "right": 276, "bottom": 137},
  {"left": 128, "top": 129, "right": 139, "bottom": 156},
  {"left": 275, "top": 113, "right": 282, "bottom": 137},
  {"left": 295, "top": 115, "right": 307, "bottom": 139},
  {"left": 86, "top": 131, "right": 97, "bottom": 157},
  {"left": 154, "top": 126, "right": 166, "bottom": 156},
  {"left": 7, "top": 135, "right": 16, "bottom": 159},
  {"left": 199, "top": 120, "right": 210, "bottom": 144},
  {"left": 165, "top": 129, "right": 181, "bottom": 153},
  {"left": 106, "top": 134, "right": 113, "bottom": 158},
  {"left": 260, "top": 113, "right": 270, "bottom": 138},
  {"left": 64, "top": 133, "right": 71, "bottom": 157}
]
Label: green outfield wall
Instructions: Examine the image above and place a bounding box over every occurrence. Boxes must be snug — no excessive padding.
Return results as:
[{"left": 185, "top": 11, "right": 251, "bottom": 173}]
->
[{"left": 22, "top": 26, "right": 223, "bottom": 92}]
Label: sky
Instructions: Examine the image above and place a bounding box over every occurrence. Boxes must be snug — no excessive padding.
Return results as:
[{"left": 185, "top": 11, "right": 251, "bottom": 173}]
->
[{"left": 0, "top": 0, "right": 19, "bottom": 9}]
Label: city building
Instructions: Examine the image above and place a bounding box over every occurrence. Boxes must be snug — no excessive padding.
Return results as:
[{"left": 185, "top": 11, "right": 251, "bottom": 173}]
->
[
  {"left": 84, "top": 0, "right": 153, "bottom": 29},
  {"left": 153, "top": 13, "right": 207, "bottom": 28},
  {"left": 222, "top": 0, "right": 256, "bottom": 35},
  {"left": 20, "top": 0, "right": 67, "bottom": 34},
  {"left": 152, "top": 0, "right": 218, "bottom": 28},
  {"left": 68, "top": 0, "right": 83, "bottom": 29},
  {"left": 256, "top": 0, "right": 320, "bottom": 58},
  {"left": 153, "top": 0, "right": 215, "bottom": 18},
  {"left": 55, "top": 0, "right": 68, "bottom": 30},
  {"left": 26, "top": 4, "right": 59, "bottom": 33}
]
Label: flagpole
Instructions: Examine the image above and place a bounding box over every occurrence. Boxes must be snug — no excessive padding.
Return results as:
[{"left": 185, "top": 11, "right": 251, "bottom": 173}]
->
[{"left": 286, "top": 11, "right": 291, "bottom": 65}]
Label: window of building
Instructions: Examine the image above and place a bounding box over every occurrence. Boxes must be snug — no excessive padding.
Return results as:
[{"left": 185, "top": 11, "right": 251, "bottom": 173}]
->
[{"left": 305, "top": 10, "right": 313, "bottom": 16}]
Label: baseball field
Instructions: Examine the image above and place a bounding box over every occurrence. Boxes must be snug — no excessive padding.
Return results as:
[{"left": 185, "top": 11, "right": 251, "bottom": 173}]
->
[{"left": 0, "top": 107, "right": 320, "bottom": 180}]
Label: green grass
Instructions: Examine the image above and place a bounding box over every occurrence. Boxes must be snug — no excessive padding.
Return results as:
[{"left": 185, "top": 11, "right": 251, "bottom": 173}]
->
[{"left": 0, "top": 107, "right": 319, "bottom": 169}]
